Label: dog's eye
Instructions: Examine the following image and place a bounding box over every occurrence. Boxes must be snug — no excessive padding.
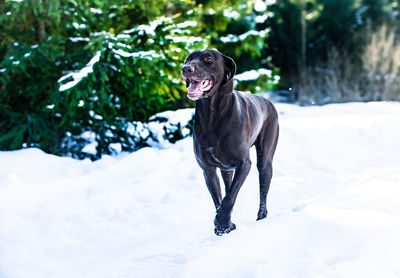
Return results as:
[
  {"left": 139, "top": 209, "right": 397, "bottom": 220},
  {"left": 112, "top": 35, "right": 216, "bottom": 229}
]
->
[
  {"left": 185, "top": 57, "right": 192, "bottom": 63},
  {"left": 204, "top": 56, "right": 214, "bottom": 63}
]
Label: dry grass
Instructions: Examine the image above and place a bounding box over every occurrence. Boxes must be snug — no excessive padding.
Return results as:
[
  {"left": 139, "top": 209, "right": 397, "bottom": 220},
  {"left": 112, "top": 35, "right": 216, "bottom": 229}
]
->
[
  {"left": 362, "top": 25, "right": 400, "bottom": 101},
  {"left": 298, "top": 49, "right": 364, "bottom": 105},
  {"left": 297, "top": 25, "right": 400, "bottom": 105}
]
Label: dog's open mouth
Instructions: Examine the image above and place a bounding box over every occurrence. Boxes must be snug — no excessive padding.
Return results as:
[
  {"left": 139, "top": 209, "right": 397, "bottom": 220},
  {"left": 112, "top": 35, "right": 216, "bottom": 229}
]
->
[{"left": 185, "top": 79, "right": 213, "bottom": 100}]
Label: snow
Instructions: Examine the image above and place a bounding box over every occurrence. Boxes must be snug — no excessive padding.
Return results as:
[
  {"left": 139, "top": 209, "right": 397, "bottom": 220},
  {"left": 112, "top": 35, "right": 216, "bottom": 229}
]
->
[
  {"left": 147, "top": 108, "right": 194, "bottom": 146},
  {"left": 123, "top": 17, "right": 172, "bottom": 36},
  {"left": 58, "top": 51, "right": 101, "bottom": 92},
  {"left": 90, "top": 31, "right": 108, "bottom": 37},
  {"left": 121, "top": 17, "right": 200, "bottom": 47},
  {"left": 235, "top": 68, "right": 273, "bottom": 81},
  {"left": 116, "top": 42, "right": 132, "bottom": 49},
  {"left": 80, "top": 131, "right": 97, "bottom": 155},
  {"left": 149, "top": 108, "right": 194, "bottom": 124},
  {"left": 69, "top": 37, "right": 90, "bottom": 42},
  {"left": 219, "top": 28, "right": 269, "bottom": 43},
  {"left": 112, "top": 49, "right": 159, "bottom": 60},
  {"left": 72, "top": 22, "right": 87, "bottom": 29},
  {"left": 165, "top": 35, "right": 202, "bottom": 44},
  {"left": 176, "top": 21, "right": 197, "bottom": 28},
  {"left": 235, "top": 68, "right": 280, "bottom": 85},
  {"left": 89, "top": 110, "right": 103, "bottom": 120},
  {"left": 254, "top": 0, "right": 267, "bottom": 12},
  {"left": 224, "top": 9, "right": 240, "bottom": 19},
  {"left": 116, "top": 34, "right": 130, "bottom": 39},
  {"left": 1, "top": 102, "right": 400, "bottom": 278},
  {"left": 90, "top": 8, "right": 102, "bottom": 14}
]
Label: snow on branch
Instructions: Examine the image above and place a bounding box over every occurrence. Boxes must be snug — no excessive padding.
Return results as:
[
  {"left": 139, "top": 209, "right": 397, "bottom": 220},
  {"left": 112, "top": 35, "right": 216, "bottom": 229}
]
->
[
  {"left": 123, "top": 16, "right": 172, "bottom": 36},
  {"left": 58, "top": 51, "right": 101, "bottom": 92},
  {"left": 235, "top": 68, "right": 272, "bottom": 81},
  {"left": 219, "top": 28, "right": 269, "bottom": 43},
  {"left": 235, "top": 68, "right": 280, "bottom": 86},
  {"left": 112, "top": 49, "right": 160, "bottom": 60}
]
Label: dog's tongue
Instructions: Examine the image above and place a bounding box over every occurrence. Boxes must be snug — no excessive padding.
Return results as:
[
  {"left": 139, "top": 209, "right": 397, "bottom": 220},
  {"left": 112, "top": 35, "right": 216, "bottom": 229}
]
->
[{"left": 187, "top": 81, "right": 202, "bottom": 94}]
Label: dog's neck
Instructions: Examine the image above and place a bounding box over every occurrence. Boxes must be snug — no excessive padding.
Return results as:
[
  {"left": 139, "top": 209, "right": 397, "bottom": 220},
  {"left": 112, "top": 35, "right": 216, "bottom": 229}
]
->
[
  {"left": 219, "top": 77, "right": 234, "bottom": 95},
  {"left": 195, "top": 82, "right": 235, "bottom": 129}
]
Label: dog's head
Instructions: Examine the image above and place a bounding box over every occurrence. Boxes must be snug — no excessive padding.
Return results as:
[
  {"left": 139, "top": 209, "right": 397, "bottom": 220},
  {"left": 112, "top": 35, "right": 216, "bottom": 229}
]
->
[{"left": 181, "top": 49, "right": 236, "bottom": 100}]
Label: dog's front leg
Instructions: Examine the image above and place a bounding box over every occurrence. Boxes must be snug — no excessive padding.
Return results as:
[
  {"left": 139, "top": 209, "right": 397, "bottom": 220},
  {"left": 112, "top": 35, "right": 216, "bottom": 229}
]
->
[
  {"left": 203, "top": 167, "right": 222, "bottom": 210},
  {"left": 214, "top": 159, "right": 252, "bottom": 235}
]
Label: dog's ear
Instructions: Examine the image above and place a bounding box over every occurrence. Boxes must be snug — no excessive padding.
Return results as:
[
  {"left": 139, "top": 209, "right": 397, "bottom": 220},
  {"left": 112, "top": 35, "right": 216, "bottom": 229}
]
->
[{"left": 222, "top": 54, "right": 236, "bottom": 83}]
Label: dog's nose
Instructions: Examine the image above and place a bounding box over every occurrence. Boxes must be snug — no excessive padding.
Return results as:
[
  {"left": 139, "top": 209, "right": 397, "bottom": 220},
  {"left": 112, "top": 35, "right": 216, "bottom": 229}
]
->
[{"left": 181, "top": 64, "right": 195, "bottom": 75}]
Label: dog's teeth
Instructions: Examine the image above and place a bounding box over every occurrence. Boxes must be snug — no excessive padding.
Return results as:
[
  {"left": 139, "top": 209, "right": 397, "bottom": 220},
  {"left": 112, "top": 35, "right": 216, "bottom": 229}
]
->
[{"left": 202, "top": 80, "right": 210, "bottom": 88}]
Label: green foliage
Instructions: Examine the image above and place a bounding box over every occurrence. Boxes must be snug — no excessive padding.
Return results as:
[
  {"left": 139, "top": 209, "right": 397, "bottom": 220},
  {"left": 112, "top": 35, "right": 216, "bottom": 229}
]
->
[
  {"left": 1, "top": 0, "right": 275, "bottom": 159},
  {"left": 262, "top": 0, "right": 304, "bottom": 85},
  {"left": 55, "top": 17, "right": 205, "bottom": 158},
  {"left": 208, "top": 4, "right": 279, "bottom": 93},
  {"left": 3, "top": 0, "right": 398, "bottom": 159},
  {"left": 0, "top": 39, "right": 69, "bottom": 152}
]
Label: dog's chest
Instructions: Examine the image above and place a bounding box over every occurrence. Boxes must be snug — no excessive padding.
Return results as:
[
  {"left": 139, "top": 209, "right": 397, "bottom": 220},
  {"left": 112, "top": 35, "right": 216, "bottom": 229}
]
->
[
  {"left": 193, "top": 112, "right": 248, "bottom": 170},
  {"left": 194, "top": 136, "right": 238, "bottom": 170},
  {"left": 204, "top": 146, "right": 232, "bottom": 169}
]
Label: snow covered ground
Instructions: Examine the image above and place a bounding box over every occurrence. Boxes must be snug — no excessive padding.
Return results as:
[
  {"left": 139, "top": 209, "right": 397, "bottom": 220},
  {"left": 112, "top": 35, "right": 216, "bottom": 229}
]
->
[{"left": 1, "top": 102, "right": 400, "bottom": 278}]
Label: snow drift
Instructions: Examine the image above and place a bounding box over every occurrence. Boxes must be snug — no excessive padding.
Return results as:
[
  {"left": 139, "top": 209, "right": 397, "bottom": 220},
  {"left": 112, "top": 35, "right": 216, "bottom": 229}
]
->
[{"left": 1, "top": 102, "right": 400, "bottom": 278}]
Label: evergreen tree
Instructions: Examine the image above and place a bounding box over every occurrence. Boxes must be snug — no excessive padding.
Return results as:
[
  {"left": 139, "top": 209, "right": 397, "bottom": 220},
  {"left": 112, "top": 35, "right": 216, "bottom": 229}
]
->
[
  {"left": 0, "top": 0, "right": 277, "bottom": 159},
  {"left": 360, "top": 0, "right": 390, "bottom": 28}
]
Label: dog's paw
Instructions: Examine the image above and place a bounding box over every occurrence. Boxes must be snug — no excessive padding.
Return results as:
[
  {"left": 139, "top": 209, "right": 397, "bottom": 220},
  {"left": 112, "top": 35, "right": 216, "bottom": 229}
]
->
[
  {"left": 214, "top": 222, "right": 236, "bottom": 236},
  {"left": 214, "top": 205, "right": 236, "bottom": 235},
  {"left": 256, "top": 209, "right": 268, "bottom": 221}
]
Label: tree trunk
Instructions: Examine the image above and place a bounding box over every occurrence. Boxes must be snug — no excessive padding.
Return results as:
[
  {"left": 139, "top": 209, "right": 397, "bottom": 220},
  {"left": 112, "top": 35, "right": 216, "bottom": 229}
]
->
[{"left": 38, "top": 18, "right": 46, "bottom": 43}]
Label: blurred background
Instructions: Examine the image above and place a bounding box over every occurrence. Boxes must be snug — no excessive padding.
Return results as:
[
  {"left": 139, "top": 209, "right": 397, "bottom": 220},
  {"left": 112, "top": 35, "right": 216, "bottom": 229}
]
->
[{"left": 1, "top": 0, "right": 399, "bottom": 160}]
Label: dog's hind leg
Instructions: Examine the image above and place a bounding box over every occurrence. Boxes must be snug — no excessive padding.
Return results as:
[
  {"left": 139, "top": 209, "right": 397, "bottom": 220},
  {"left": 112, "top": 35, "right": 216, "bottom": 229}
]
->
[{"left": 255, "top": 120, "right": 279, "bottom": 221}]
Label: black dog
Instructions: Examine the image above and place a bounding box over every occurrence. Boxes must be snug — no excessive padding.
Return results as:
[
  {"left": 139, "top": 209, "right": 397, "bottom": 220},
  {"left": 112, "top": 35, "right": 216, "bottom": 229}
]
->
[{"left": 181, "top": 49, "right": 279, "bottom": 235}]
